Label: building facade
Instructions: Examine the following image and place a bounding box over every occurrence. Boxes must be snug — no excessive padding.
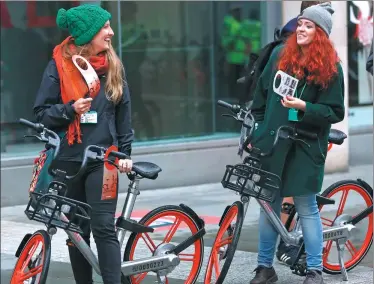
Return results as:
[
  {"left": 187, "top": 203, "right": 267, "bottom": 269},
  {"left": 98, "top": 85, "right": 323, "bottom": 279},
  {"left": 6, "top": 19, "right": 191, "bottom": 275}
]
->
[{"left": 1, "top": 1, "right": 372, "bottom": 206}]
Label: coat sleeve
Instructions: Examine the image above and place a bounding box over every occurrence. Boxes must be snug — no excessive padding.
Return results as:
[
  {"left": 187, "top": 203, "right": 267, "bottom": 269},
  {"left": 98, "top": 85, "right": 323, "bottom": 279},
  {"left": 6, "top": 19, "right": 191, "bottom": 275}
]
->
[
  {"left": 251, "top": 45, "right": 282, "bottom": 122},
  {"left": 297, "top": 64, "right": 345, "bottom": 127},
  {"left": 115, "top": 83, "right": 134, "bottom": 157},
  {"left": 366, "top": 42, "right": 373, "bottom": 75},
  {"left": 33, "top": 59, "right": 76, "bottom": 128}
]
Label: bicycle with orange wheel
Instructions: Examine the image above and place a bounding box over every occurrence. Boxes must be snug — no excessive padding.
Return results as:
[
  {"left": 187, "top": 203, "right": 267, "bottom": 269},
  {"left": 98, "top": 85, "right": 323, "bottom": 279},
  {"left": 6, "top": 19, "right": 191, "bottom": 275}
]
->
[
  {"left": 203, "top": 100, "right": 373, "bottom": 284},
  {"left": 11, "top": 118, "right": 206, "bottom": 284}
]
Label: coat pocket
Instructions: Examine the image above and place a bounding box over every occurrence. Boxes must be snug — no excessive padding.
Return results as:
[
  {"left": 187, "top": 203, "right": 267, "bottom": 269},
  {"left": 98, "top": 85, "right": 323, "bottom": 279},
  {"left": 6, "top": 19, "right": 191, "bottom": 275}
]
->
[{"left": 308, "top": 139, "right": 327, "bottom": 166}]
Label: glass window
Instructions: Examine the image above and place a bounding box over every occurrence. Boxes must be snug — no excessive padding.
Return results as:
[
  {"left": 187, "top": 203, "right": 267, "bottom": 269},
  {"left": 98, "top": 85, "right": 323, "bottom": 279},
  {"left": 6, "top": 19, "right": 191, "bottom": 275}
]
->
[
  {"left": 347, "top": 0, "right": 373, "bottom": 107},
  {"left": 0, "top": 1, "right": 123, "bottom": 158},
  {"left": 1, "top": 1, "right": 79, "bottom": 157},
  {"left": 1, "top": 1, "right": 271, "bottom": 158},
  {"left": 119, "top": 1, "right": 263, "bottom": 143}
]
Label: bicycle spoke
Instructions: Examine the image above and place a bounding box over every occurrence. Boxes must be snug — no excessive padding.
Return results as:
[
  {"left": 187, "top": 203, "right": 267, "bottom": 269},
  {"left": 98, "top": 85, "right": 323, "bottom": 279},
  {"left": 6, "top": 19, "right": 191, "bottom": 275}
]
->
[
  {"left": 141, "top": 233, "right": 156, "bottom": 253},
  {"left": 216, "top": 236, "right": 232, "bottom": 248},
  {"left": 213, "top": 251, "right": 221, "bottom": 278},
  {"left": 21, "top": 243, "right": 39, "bottom": 272},
  {"left": 20, "top": 265, "right": 43, "bottom": 281},
  {"left": 163, "top": 218, "right": 182, "bottom": 243},
  {"left": 323, "top": 240, "right": 333, "bottom": 262},
  {"left": 345, "top": 240, "right": 358, "bottom": 257},
  {"left": 321, "top": 217, "right": 334, "bottom": 227},
  {"left": 179, "top": 253, "right": 195, "bottom": 262},
  {"left": 336, "top": 190, "right": 349, "bottom": 217},
  {"left": 133, "top": 272, "right": 148, "bottom": 284}
]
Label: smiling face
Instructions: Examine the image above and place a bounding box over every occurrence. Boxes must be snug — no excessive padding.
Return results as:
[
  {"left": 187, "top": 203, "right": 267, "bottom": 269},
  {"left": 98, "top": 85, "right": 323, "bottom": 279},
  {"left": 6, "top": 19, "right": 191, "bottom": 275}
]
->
[
  {"left": 296, "top": 19, "right": 316, "bottom": 46},
  {"left": 90, "top": 21, "right": 114, "bottom": 54}
]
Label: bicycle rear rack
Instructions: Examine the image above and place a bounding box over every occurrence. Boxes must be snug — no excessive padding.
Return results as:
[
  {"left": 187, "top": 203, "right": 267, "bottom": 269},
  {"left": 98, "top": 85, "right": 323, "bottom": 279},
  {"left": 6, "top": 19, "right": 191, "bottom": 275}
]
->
[{"left": 25, "top": 190, "right": 92, "bottom": 234}]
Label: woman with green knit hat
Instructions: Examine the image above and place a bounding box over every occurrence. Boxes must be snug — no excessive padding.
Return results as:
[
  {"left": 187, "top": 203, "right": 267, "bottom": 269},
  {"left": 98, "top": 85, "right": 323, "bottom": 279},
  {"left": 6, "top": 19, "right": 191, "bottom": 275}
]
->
[{"left": 33, "top": 4, "right": 133, "bottom": 284}]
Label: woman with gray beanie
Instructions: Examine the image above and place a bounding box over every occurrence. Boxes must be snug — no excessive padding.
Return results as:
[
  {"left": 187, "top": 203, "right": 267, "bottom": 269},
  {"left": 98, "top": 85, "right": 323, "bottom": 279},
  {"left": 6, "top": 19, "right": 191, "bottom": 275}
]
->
[{"left": 249, "top": 3, "right": 344, "bottom": 284}]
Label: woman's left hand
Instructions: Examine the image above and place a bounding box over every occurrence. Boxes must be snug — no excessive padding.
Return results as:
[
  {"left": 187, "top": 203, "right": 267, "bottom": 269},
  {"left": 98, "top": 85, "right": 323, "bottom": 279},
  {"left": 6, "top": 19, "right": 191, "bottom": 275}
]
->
[
  {"left": 118, "top": 159, "right": 133, "bottom": 173},
  {"left": 281, "top": 95, "right": 306, "bottom": 111}
]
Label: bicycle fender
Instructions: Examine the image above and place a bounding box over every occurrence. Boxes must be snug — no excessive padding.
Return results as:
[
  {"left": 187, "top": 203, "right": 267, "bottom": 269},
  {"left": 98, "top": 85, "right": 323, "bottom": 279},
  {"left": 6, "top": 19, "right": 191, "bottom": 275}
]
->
[
  {"left": 219, "top": 205, "right": 231, "bottom": 227},
  {"left": 357, "top": 178, "right": 374, "bottom": 193},
  {"left": 179, "top": 203, "right": 205, "bottom": 229},
  {"left": 15, "top": 233, "right": 32, "bottom": 257}
]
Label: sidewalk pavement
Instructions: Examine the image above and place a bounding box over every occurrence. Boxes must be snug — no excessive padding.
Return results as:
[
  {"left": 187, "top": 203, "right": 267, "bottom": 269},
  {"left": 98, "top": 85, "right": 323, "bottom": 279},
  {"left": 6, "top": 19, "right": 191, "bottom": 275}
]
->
[{"left": 1, "top": 164, "right": 373, "bottom": 283}]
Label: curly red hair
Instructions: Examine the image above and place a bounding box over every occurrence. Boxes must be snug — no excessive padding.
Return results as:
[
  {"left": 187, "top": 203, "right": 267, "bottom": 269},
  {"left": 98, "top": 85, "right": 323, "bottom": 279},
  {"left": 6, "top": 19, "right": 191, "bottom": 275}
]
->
[{"left": 277, "top": 26, "right": 340, "bottom": 89}]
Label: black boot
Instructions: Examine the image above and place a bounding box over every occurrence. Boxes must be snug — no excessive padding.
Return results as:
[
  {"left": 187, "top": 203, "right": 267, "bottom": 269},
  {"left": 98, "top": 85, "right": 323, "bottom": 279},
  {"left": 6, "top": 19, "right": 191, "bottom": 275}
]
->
[
  {"left": 303, "top": 270, "right": 324, "bottom": 284},
  {"left": 250, "top": 266, "right": 278, "bottom": 284},
  {"left": 67, "top": 238, "right": 93, "bottom": 284}
]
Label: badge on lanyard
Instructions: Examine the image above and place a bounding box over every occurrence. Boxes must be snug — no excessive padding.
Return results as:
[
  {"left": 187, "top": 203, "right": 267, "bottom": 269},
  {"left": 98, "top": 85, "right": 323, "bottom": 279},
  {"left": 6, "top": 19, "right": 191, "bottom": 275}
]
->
[
  {"left": 80, "top": 111, "right": 98, "bottom": 124},
  {"left": 288, "top": 108, "right": 299, "bottom": 122},
  {"left": 273, "top": 70, "right": 299, "bottom": 98}
]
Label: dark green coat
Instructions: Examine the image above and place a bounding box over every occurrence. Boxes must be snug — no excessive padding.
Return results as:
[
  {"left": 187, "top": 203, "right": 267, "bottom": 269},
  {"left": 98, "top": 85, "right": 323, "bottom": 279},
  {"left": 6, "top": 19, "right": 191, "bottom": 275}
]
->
[{"left": 251, "top": 45, "right": 345, "bottom": 197}]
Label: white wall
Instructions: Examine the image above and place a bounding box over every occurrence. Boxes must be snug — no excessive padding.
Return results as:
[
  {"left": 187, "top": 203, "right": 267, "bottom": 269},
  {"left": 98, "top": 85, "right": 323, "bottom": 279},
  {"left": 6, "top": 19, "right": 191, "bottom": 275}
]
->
[{"left": 282, "top": 1, "right": 349, "bottom": 173}]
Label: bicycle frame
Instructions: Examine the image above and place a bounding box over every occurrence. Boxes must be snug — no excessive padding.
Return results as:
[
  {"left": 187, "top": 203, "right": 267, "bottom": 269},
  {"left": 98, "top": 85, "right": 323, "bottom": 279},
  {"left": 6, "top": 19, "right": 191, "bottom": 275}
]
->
[
  {"left": 237, "top": 192, "right": 356, "bottom": 281},
  {"left": 50, "top": 176, "right": 180, "bottom": 278}
]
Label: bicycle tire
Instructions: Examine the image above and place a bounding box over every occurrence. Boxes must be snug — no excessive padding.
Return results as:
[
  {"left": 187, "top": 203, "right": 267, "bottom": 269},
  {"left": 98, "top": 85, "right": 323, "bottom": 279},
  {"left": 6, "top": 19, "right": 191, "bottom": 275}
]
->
[
  {"left": 123, "top": 205, "right": 204, "bottom": 284},
  {"left": 320, "top": 179, "right": 373, "bottom": 275},
  {"left": 204, "top": 201, "right": 244, "bottom": 284},
  {"left": 10, "top": 230, "right": 51, "bottom": 284}
]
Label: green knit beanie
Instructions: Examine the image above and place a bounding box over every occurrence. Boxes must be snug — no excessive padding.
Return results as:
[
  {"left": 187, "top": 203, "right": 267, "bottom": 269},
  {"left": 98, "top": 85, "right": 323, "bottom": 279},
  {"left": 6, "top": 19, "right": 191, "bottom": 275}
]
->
[{"left": 56, "top": 4, "right": 112, "bottom": 46}]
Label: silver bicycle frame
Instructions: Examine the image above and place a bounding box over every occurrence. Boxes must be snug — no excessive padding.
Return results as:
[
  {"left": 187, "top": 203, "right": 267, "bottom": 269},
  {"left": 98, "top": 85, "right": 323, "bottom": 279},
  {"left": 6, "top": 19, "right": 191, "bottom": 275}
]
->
[
  {"left": 239, "top": 194, "right": 355, "bottom": 281},
  {"left": 52, "top": 177, "right": 180, "bottom": 278}
]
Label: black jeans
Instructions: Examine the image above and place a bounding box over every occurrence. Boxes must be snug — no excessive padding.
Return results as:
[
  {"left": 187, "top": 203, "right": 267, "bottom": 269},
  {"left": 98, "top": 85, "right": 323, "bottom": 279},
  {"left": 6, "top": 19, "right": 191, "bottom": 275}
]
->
[{"left": 56, "top": 160, "right": 121, "bottom": 284}]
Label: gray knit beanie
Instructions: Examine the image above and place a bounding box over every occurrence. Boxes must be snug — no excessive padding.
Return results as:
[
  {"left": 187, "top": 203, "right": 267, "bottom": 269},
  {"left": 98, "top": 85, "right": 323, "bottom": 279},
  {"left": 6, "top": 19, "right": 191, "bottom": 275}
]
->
[{"left": 298, "top": 2, "right": 334, "bottom": 36}]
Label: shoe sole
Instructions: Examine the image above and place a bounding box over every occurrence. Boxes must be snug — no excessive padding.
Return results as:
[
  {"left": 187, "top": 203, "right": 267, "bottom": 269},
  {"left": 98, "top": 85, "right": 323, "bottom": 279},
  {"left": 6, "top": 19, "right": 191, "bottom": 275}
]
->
[
  {"left": 250, "top": 273, "right": 279, "bottom": 284},
  {"left": 277, "top": 259, "right": 292, "bottom": 267},
  {"left": 266, "top": 274, "right": 279, "bottom": 283}
]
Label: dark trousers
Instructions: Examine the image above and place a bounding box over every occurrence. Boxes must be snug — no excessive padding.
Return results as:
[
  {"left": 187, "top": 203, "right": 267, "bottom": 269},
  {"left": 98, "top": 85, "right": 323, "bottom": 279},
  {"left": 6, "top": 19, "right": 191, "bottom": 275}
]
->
[{"left": 56, "top": 161, "right": 121, "bottom": 284}]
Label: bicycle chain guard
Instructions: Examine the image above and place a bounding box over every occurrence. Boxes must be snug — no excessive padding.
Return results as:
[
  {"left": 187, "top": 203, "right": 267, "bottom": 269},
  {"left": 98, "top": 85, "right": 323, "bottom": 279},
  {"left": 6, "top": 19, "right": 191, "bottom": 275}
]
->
[{"left": 72, "top": 55, "right": 100, "bottom": 97}]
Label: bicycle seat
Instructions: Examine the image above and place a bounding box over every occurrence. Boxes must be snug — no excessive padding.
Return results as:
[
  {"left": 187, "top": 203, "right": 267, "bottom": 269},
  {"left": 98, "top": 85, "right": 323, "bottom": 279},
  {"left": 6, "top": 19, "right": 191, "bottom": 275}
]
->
[
  {"left": 328, "top": 129, "right": 347, "bottom": 145},
  {"left": 316, "top": 194, "right": 335, "bottom": 206},
  {"left": 132, "top": 162, "right": 162, "bottom": 180}
]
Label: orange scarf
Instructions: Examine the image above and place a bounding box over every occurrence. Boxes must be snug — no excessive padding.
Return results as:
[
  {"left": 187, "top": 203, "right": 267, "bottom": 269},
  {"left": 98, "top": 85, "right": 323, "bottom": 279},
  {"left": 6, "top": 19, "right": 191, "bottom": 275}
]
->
[{"left": 52, "top": 36, "right": 109, "bottom": 145}]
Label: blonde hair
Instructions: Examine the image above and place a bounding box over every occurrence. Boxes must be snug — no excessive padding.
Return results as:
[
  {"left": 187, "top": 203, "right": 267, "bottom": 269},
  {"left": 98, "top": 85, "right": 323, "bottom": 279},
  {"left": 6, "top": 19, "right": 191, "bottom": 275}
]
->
[{"left": 62, "top": 38, "right": 125, "bottom": 104}]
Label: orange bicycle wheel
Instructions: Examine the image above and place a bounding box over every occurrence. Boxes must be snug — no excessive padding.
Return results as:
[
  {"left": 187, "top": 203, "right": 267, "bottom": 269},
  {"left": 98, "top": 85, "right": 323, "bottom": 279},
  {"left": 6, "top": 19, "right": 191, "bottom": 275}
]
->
[
  {"left": 204, "top": 201, "right": 244, "bottom": 284},
  {"left": 11, "top": 230, "right": 51, "bottom": 284},
  {"left": 123, "top": 205, "right": 204, "bottom": 283},
  {"left": 320, "top": 180, "right": 373, "bottom": 274}
]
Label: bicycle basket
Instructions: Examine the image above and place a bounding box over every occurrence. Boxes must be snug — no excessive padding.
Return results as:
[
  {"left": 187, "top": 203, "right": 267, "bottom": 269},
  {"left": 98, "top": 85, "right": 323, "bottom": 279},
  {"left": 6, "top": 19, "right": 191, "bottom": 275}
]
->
[
  {"left": 221, "top": 158, "right": 282, "bottom": 203},
  {"left": 25, "top": 188, "right": 92, "bottom": 234}
]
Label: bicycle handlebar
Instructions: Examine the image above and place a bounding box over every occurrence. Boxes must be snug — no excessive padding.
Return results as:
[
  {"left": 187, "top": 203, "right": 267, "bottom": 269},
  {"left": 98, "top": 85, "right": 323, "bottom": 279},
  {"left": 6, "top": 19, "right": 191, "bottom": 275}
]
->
[
  {"left": 19, "top": 118, "right": 130, "bottom": 180},
  {"left": 216, "top": 100, "right": 318, "bottom": 157},
  {"left": 217, "top": 100, "right": 241, "bottom": 114}
]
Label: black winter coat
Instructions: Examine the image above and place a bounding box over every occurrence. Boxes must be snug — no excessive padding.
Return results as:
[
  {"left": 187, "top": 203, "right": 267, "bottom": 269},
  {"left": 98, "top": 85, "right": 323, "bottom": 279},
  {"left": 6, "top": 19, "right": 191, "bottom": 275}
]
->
[{"left": 33, "top": 59, "right": 134, "bottom": 161}]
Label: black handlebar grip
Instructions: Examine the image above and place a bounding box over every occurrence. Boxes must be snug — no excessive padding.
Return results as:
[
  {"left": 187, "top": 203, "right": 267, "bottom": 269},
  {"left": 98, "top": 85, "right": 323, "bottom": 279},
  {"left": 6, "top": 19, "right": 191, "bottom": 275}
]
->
[
  {"left": 109, "top": 151, "right": 130, "bottom": 160},
  {"left": 19, "top": 118, "right": 44, "bottom": 133},
  {"left": 217, "top": 100, "right": 233, "bottom": 110},
  {"left": 296, "top": 128, "right": 318, "bottom": 140}
]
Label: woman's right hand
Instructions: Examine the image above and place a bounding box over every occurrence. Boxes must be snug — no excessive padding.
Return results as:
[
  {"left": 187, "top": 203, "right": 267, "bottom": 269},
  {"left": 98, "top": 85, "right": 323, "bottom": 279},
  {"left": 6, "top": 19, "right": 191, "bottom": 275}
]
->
[{"left": 72, "top": 97, "right": 93, "bottom": 115}]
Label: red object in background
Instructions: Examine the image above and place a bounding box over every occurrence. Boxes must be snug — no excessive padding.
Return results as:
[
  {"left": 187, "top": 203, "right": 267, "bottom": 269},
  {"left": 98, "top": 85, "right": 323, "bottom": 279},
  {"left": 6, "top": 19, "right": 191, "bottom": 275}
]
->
[
  {"left": 1, "top": 1, "right": 80, "bottom": 29},
  {"left": 0, "top": 1, "right": 13, "bottom": 28}
]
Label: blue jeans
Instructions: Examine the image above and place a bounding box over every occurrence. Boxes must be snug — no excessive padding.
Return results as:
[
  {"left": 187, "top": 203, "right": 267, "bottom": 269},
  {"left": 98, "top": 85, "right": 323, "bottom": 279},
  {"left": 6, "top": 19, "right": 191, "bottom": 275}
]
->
[{"left": 257, "top": 193, "right": 323, "bottom": 271}]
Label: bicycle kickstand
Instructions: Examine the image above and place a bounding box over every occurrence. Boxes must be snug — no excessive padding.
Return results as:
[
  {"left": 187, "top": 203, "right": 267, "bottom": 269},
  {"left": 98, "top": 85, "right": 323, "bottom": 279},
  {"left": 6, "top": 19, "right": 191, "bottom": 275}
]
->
[
  {"left": 157, "top": 274, "right": 167, "bottom": 284},
  {"left": 336, "top": 237, "right": 348, "bottom": 281}
]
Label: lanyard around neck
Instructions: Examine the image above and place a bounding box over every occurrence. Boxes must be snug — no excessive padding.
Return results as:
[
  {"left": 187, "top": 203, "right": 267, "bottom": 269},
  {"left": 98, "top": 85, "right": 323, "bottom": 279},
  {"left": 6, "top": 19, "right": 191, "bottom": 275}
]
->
[{"left": 295, "top": 83, "right": 307, "bottom": 99}]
